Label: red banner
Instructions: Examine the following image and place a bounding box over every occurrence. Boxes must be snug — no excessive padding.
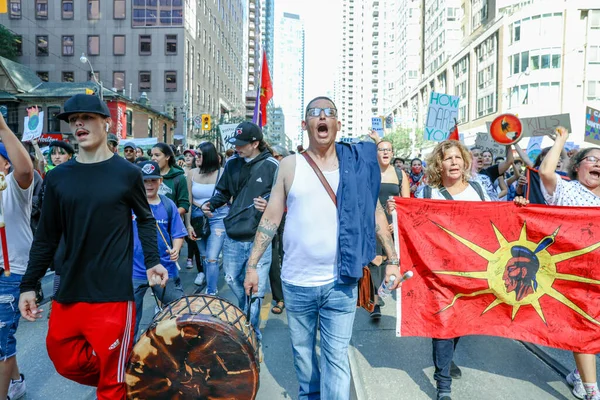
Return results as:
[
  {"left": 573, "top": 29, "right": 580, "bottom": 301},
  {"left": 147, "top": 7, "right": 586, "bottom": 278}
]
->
[
  {"left": 106, "top": 101, "right": 127, "bottom": 139},
  {"left": 395, "top": 197, "right": 600, "bottom": 353}
]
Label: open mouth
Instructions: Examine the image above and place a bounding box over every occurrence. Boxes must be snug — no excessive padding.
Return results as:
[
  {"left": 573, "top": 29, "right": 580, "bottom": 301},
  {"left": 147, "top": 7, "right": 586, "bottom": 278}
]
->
[
  {"left": 317, "top": 123, "right": 328, "bottom": 135},
  {"left": 75, "top": 129, "right": 89, "bottom": 139},
  {"left": 590, "top": 171, "right": 600, "bottom": 179}
]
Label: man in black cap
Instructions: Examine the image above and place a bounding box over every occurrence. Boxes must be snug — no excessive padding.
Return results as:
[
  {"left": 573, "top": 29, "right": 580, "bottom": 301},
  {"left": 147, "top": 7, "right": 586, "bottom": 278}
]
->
[
  {"left": 19, "top": 94, "right": 168, "bottom": 399},
  {"left": 107, "top": 133, "right": 119, "bottom": 154},
  {"left": 123, "top": 142, "right": 136, "bottom": 163},
  {"left": 202, "top": 121, "right": 278, "bottom": 348}
]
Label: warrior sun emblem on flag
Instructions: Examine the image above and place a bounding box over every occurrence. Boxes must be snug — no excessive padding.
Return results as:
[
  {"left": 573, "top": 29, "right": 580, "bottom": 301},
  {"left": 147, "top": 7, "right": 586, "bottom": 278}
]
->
[{"left": 433, "top": 221, "right": 600, "bottom": 325}]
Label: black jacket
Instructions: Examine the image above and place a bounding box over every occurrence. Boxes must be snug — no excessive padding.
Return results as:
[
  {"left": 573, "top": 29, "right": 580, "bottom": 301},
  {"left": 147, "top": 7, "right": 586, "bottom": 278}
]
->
[{"left": 209, "top": 150, "right": 279, "bottom": 242}]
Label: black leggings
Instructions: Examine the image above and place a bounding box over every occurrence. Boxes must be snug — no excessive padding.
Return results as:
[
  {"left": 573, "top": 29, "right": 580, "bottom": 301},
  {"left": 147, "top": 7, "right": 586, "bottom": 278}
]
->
[{"left": 186, "top": 236, "right": 203, "bottom": 272}]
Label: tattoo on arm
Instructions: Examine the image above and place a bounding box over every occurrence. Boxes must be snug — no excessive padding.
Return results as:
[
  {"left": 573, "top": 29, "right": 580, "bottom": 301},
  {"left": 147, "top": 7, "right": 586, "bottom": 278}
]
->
[
  {"left": 375, "top": 205, "right": 397, "bottom": 260},
  {"left": 248, "top": 218, "right": 279, "bottom": 269}
]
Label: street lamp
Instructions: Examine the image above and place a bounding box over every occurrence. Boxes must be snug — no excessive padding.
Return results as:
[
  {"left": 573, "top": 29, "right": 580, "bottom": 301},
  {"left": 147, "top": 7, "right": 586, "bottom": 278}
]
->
[{"left": 80, "top": 53, "right": 103, "bottom": 100}]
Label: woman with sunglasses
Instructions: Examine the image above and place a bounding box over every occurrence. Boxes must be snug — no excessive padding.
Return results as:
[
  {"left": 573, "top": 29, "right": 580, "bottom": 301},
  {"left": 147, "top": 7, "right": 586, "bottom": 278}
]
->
[{"left": 538, "top": 127, "right": 600, "bottom": 400}]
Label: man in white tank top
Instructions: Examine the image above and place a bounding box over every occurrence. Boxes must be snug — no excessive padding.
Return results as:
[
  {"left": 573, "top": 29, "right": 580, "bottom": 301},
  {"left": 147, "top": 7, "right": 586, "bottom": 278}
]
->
[{"left": 243, "top": 97, "right": 400, "bottom": 400}]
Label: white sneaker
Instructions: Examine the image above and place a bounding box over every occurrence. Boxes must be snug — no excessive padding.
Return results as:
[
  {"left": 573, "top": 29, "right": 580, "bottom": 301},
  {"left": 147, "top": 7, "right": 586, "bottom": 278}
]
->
[
  {"left": 585, "top": 390, "right": 600, "bottom": 400},
  {"left": 566, "top": 369, "right": 586, "bottom": 400},
  {"left": 7, "top": 373, "right": 26, "bottom": 400},
  {"left": 194, "top": 272, "right": 206, "bottom": 286},
  {"left": 186, "top": 259, "right": 194, "bottom": 269}
]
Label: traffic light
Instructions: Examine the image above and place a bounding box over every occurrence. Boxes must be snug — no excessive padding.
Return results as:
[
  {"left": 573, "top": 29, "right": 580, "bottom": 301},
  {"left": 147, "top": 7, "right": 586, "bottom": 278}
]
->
[{"left": 202, "top": 114, "right": 211, "bottom": 131}]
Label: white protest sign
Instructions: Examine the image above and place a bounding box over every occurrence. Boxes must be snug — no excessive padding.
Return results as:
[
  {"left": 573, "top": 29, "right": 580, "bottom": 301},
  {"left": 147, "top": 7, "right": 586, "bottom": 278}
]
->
[
  {"left": 526, "top": 136, "right": 543, "bottom": 162},
  {"left": 475, "top": 131, "right": 505, "bottom": 161},
  {"left": 21, "top": 106, "right": 44, "bottom": 142},
  {"left": 219, "top": 124, "right": 239, "bottom": 150},
  {"left": 521, "top": 114, "right": 571, "bottom": 137},
  {"left": 371, "top": 117, "right": 384, "bottom": 138},
  {"left": 424, "top": 92, "right": 459, "bottom": 141}
]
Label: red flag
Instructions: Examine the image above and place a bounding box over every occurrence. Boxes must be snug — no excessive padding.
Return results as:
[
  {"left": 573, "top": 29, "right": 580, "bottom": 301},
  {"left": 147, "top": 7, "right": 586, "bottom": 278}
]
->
[
  {"left": 394, "top": 198, "right": 600, "bottom": 353},
  {"left": 259, "top": 50, "right": 273, "bottom": 127},
  {"left": 448, "top": 119, "right": 459, "bottom": 141}
]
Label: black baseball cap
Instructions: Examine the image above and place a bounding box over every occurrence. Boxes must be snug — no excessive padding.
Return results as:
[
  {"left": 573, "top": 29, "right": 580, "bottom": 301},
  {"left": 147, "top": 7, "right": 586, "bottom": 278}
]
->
[
  {"left": 226, "top": 122, "right": 263, "bottom": 146},
  {"left": 123, "top": 142, "right": 136, "bottom": 150},
  {"left": 49, "top": 140, "right": 75, "bottom": 155},
  {"left": 56, "top": 94, "right": 112, "bottom": 122},
  {"left": 107, "top": 134, "right": 119, "bottom": 145},
  {"left": 138, "top": 161, "right": 162, "bottom": 180}
]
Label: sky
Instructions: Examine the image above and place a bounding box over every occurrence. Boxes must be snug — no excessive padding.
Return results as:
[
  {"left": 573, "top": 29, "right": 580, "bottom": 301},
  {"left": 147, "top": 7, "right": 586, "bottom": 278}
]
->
[{"left": 273, "top": 0, "right": 342, "bottom": 102}]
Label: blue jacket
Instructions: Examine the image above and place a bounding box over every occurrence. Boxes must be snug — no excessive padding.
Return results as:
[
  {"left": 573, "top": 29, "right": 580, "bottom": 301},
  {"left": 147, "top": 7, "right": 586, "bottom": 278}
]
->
[{"left": 335, "top": 141, "right": 381, "bottom": 283}]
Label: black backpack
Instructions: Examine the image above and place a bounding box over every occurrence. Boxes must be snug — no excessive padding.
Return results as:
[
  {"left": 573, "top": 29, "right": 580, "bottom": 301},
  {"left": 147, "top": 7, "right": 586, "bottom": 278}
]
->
[{"left": 422, "top": 181, "right": 486, "bottom": 201}]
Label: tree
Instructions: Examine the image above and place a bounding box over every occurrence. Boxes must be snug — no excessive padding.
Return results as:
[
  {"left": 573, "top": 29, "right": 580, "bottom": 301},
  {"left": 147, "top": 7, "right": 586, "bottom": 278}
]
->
[
  {"left": 0, "top": 25, "right": 18, "bottom": 61},
  {"left": 382, "top": 126, "right": 435, "bottom": 158}
]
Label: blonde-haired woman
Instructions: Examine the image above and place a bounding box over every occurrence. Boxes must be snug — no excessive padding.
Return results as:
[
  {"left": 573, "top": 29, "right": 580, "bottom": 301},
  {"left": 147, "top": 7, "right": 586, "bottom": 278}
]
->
[{"left": 419, "top": 140, "right": 489, "bottom": 400}]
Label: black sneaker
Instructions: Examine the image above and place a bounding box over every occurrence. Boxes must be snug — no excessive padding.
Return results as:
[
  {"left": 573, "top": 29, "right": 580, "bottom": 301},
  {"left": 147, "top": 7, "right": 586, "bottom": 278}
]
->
[
  {"left": 437, "top": 391, "right": 452, "bottom": 400},
  {"left": 370, "top": 305, "right": 382, "bottom": 319},
  {"left": 450, "top": 361, "right": 462, "bottom": 379}
]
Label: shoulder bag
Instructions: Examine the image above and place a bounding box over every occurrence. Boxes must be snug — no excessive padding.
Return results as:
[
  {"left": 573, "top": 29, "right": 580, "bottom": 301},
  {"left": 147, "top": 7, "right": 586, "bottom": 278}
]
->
[{"left": 301, "top": 151, "right": 375, "bottom": 313}]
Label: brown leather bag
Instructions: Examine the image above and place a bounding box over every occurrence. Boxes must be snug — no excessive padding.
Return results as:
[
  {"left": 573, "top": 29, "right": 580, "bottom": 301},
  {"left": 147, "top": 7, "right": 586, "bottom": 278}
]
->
[{"left": 301, "top": 151, "right": 375, "bottom": 313}]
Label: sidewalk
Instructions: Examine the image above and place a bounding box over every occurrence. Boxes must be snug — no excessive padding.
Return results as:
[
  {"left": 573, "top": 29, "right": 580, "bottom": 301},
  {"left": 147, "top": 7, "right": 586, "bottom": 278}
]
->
[{"left": 348, "top": 296, "right": 590, "bottom": 400}]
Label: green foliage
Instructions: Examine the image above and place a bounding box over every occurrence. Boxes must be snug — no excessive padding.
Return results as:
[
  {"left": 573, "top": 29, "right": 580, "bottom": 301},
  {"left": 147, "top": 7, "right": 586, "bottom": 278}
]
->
[
  {"left": 382, "top": 127, "right": 435, "bottom": 158},
  {"left": 0, "top": 25, "right": 18, "bottom": 61}
]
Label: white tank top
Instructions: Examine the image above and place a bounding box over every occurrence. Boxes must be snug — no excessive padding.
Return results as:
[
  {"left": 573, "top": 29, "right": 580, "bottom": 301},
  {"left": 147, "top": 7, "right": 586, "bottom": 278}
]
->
[
  {"left": 282, "top": 154, "right": 339, "bottom": 287},
  {"left": 192, "top": 181, "right": 215, "bottom": 206}
]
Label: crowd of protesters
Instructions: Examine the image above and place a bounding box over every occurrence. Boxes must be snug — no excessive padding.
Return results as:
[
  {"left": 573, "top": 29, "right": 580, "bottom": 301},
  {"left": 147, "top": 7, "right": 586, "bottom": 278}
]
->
[{"left": 0, "top": 92, "right": 597, "bottom": 400}]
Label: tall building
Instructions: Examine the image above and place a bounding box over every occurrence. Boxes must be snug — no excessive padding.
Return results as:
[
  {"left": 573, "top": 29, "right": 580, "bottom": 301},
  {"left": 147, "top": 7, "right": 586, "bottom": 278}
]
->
[
  {"left": 273, "top": 11, "right": 305, "bottom": 146},
  {"left": 1, "top": 0, "right": 245, "bottom": 145},
  {"left": 244, "top": 0, "right": 262, "bottom": 120}
]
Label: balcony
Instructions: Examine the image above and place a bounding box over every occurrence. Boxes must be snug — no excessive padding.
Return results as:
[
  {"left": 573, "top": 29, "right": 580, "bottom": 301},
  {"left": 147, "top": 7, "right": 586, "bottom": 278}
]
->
[
  {"left": 372, "top": 47, "right": 379, "bottom": 55},
  {"left": 373, "top": 18, "right": 379, "bottom": 27}
]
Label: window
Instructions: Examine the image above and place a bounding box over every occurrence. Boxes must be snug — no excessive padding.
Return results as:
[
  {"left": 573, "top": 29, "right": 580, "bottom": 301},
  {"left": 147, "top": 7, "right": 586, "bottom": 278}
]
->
[
  {"left": 9, "top": 0, "right": 21, "bottom": 19},
  {"left": 139, "top": 71, "right": 151, "bottom": 91},
  {"left": 88, "top": 0, "right": 100, "bottom": 20},
  {"left": 139, "top": 35, "right": 151, "bottom": 55},
  {"left": 36, "top": 71, "right": 49, "bottom": 82},
  {"left": 521, "top": 51, "right": 529, "bottom": 72},
  {"left": 113, "top": 35, "right": 125, "bottom": 55},
  {"left": 133, "top": 1, "right": 183, "bottom": 27},
  {"left": 530, "top": 54, "right": 540, "bottom": 70},
  {"left": 36, "top": 36, "right": 49, "bottom": 56},
  {"left": 88, "top": 35, "right": 100, "bottom": 55},
  {"left": 590, "top": 46, "right": 600, "bottom": 63},
  {"left": 552, "top": 54, "right": 561, "bottom": 68},
  {"left": 166, "top": 35, "right": 177, "bottom": 55},
  {"left": 588, "top": 81, "right": 600, "bottom": 100},
  {"left": 62, "top": 71, "right": 74, "bottom": 82},
  {"left": 35, "top": 0, "right": 48, "bottom": 19},
  {"left": 113, "top": 0, "right": 125, "bottom": 19},
  {"left": 163, "top": 123, "right": 167, "bottom": 143},
  {"left": 62, "top": 35, "right": 74, "bottom": 56},
  {"left": 590, "top": 10, "right": 600, "bottom": 29},
  {"left": 113, "top": 71, "right": 125, "bottom": 91},
  {"left": 165, "top": 71, "right": 177, "bottom": 91},
  {"left": 14, "top": 36, "right": 22, "bottom": 56},
  {"left": 541, "top": 53, "right": 550, "bottom": 69},
  {"left": 62, "top": 0, "right": 74, "bottom": 19},
  {"left": 88, "top": 71, "right": 100, "bottom": 81},
  {"left": 514, "top": 21, "right": 521, "bottom": 42},
  {"left": 126, "top": 110, "right": 132, "bottom": 136},
  {"left": 512, "top": 54, "right": 520, "bottom": 75},
  {"left": 47, "top": 107, "right": 61, "bottom": 133},
  {"left": 148, "top": 118, "right": 153, "bottom": 137}
]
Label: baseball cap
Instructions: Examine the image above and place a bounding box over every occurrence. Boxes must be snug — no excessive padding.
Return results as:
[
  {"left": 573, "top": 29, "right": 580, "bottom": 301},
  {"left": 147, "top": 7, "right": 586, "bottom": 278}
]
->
[
  {"left": 107, "top": 134, "right": 119, "bottom": 145},
  {"left": 183, "top": 149, "right": 196, "bottom": 156},
  {"left": 49, "top": 140, "right": 75, "bottom": 155},
  {"left": 123, "top": 142, "right": 136, "bottom": 150},
  {"left": 138, "top": 161, "right": 162, "bottom": 180},
  {"left": 0, "top": 143, "right": 10, "bottom": 164},
  {"left": 56, "top": 94, "right": 112, "bottom": 122},
  {"left": 226, "top": 122, "right": 263, "bottom": 146}
]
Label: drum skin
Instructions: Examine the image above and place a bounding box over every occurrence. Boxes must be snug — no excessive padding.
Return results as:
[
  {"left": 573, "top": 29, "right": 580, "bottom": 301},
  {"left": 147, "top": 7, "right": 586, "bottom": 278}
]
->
[
  {"left": 489, "top": 113, "right": 523, "bottom": 145},
  {"left": 126, "top": 296, "right": 259, "bottom": 400}
]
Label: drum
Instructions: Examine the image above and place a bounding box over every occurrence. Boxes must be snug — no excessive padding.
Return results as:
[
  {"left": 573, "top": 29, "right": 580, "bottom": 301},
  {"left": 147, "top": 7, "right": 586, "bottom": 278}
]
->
[{"left": 126, "top": 295, "right": 259, "bottom": 400}]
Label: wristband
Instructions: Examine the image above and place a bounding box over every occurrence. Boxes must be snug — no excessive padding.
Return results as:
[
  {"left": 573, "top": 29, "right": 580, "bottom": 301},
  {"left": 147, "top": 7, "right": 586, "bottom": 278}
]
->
[{"left": 387, "top": 259, "right": 399, "bottom": 265}]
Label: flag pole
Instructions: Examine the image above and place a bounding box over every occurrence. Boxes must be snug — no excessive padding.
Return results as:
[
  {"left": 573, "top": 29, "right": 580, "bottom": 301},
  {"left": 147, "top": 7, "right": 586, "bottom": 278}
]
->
[
  {"left": 252, "top": 50, "right": 263, "bottom": 125},
  {"left": 390, "top": 196, "right": 401, "bottom": 336}
]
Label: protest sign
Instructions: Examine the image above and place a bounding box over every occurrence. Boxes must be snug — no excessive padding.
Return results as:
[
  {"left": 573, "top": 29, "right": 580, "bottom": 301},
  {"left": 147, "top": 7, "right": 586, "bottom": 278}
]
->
[
  {"left": 526, "top": 136, "right": 543, "bottom": 162},
  {"left": 424, "top": 92, "right": 459, "bottom": 141},
  {"left": 219, "top": 124, "right": 239, "bottom": 150},
  {"left": 21, "top": 106, "right": 44, "bottom": 142},
  {"left": 475, "top": 130, "right": 505, "bottom": 160},
  {"left": 521, "top": 114, "right": 571, "bottom": 137},
  {"left": 585, "top": 106, "right": 600, "bottom": 146},
  {"left": 371, "top": 117, "right": 384, "bottom": 137}
]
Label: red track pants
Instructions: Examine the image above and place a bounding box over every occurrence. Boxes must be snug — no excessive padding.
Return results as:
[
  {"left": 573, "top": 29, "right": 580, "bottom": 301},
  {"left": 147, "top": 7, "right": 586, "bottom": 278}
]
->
[{"left": 46, "top": 301, "right": 135, "bottom": 400}]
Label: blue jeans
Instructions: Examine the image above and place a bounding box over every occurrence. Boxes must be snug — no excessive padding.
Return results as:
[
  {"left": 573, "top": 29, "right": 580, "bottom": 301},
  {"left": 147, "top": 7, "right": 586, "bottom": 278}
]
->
[
  {"left": 193, "top": 205, "right": 228, "bottom": 295},
  {"left": 432, "top": 337, "right": 460, "bottom": 394},
  {"left": 282, "top": 280, "right": 358, "bottom": 400},
  {"left": 0, "top": 273, "right": 22, "bottom": 360},
  {"left": 132, "top": 276, "right": 184, "bottom": 339},
  {"left": 222, "top": 236, "right": 271, "bottom": 341}
]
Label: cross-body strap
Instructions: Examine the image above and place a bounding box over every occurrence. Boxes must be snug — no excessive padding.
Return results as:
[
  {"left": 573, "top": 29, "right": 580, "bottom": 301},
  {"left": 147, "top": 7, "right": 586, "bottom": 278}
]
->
[
  {"left": 301, "top": 151, "right": 337, "bottom": 207},
  {"left": 437, "top": 186, "right": 454, "bottom": 200}
]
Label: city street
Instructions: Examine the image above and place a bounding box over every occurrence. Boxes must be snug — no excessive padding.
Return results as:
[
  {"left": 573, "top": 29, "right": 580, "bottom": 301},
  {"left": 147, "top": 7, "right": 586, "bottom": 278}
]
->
[{"left": 12, "top": 242, "right": 594, "bottom": 400}]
